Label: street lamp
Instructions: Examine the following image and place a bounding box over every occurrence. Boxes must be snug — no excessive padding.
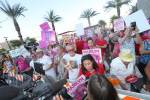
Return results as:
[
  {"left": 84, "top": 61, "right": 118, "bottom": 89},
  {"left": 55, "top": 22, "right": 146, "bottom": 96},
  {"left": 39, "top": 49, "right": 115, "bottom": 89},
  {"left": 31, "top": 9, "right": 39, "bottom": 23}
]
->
[{"left": 3, "top": 37, "right": 11, "bottom": 50}]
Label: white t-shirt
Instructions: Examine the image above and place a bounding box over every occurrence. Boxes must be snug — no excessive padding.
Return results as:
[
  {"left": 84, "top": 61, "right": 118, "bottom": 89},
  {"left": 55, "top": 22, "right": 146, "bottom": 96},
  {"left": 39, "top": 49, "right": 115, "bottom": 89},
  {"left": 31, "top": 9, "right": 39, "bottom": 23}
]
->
[
  {"left": 29, "top": 59, "right": 40, "bottom": 71},
  {"left": 63, "top": 53, "right": 82, "bottom": 80},
  {"left": 110, "top": 57, "right": 134, "bottom": 90},
  {"left": 4, "top": 61, "right": 12, "bottom": 69},
  {"left": 39, "top": 55, "right": 56, "bottom": 80}
]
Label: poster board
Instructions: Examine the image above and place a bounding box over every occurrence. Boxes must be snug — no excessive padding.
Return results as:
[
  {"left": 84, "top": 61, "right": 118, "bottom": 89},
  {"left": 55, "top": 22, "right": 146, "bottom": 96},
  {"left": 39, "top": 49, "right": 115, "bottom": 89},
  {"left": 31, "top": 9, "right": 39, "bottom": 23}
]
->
[
  {"left": 40, "top": 22, "right": 51, "bottom": 31},
  {"left": 124, "top": 10, "right": 150, "bottom": 33},
  {"left": 82, "top": 49, "right": 102, "bottom": 63},
  {"left": 63, "top": 35, "right": 76, "bottom": 50},
  {"left": 66, "top": 75, "right": 87, "bottom": 100},
  {"left": 114, "top": 18, "right": 124, "bottom": 32},
  {"left": 75, "top": 23, "right": 84, "bottom": 36},
  {"left": 41, "top": 31, "right": 56, "bottom": 44}
]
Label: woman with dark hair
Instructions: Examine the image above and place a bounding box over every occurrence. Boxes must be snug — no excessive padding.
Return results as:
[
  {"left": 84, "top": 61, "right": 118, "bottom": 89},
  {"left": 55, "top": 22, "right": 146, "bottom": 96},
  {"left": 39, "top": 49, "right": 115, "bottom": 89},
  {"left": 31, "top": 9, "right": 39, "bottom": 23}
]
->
[
  {"left": 78, "top": 54, "right": 106, "bottom": 77},
  {"left": 88, "top": 74, "right": 120, "bottom": 100},
  {"left": 87, "top": 37, "right": 105, "bottom": 65}
]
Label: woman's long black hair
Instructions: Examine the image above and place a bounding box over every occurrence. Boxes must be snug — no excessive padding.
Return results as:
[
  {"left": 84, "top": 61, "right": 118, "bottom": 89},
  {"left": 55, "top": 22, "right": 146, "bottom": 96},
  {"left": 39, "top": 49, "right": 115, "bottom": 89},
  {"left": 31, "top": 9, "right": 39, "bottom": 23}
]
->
[{"left": 81, "top": 54, "right": 98, "bottom": 74}]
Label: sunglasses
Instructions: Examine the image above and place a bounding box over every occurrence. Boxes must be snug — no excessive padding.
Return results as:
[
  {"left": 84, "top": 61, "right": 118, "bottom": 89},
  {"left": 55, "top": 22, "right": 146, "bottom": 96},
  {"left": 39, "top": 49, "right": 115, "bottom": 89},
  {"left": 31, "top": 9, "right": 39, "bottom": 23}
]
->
[
  {"left": 31, "top": 55, "right": 36, "bottom": 58},
  {"left": 67, "top": 48, "right": 75, "bottom": 52}
]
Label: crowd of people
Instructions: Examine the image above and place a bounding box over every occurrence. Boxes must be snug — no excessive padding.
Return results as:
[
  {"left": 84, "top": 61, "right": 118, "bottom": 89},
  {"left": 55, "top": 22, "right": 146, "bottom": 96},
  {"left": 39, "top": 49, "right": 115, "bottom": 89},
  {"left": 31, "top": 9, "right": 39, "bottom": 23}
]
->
[{"left": 0, "top": 24, "right": 150, "bottom": 99}]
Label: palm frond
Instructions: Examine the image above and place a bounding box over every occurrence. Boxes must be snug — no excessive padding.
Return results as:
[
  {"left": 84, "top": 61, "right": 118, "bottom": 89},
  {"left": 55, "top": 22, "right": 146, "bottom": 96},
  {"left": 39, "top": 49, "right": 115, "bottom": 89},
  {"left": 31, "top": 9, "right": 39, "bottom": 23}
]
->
[{"left": 0, "top": 0, "right": 27, "bottom": 19}]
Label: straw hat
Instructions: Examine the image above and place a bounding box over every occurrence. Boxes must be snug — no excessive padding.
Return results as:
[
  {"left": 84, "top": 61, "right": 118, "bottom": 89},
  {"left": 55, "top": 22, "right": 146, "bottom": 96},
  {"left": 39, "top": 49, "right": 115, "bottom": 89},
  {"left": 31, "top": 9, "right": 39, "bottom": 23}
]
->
[
  {"left": 36, "top": 49, "right": 43, "bottom": 54},
  {"left": 119, "top": 49, "right": 135, "bottom": 62}
]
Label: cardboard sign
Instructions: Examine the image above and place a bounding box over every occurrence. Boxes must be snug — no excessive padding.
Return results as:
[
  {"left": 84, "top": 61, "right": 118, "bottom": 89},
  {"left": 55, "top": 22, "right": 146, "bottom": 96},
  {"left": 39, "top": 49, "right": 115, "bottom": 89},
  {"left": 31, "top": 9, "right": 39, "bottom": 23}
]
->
[
  {"left": 17, "top": 45, "right": 31, "bottom": 58},
  {"left": 39, "top": 40, "right": 47, "bottom": 48},
  {"left": 124, "top": 10, "right": 150, "bottom": 33},
  {"left": 63, "top": 35, "right": 76, "bottom": 50},
  {"left": 84, "top": 29, "right": 93, "bottom": 37},
  {"left": 82, "top": 49, "right": 102, "bottom": 63},
  {"left": 9, "top": 45, "right": 30, "bottom": 58},
  {"left": 41, "top": 31, "right": 56, "bottom": 44},
  {"left": 67, "top": 75, "right": 87, "bottom": 100},
  {"left": 75, "top": 23, "right": 84, "bottom": 36},
  {"left": 40, "top": 22, "right": 51, "bottom": 31},
  {"left": 114, "top": 18, "right": 124, "bottom": 32},
  {"left": 9, "top": 49, "right": 20, "bottom": 57}
]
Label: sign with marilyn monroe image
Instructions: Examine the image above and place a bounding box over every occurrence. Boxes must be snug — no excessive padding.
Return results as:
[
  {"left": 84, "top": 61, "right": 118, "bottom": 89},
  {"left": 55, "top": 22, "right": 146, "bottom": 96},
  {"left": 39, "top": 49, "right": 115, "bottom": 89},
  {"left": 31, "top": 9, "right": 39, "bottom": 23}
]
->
[{"left": 82, "top": 49, "right": 102, "bottom": 63}]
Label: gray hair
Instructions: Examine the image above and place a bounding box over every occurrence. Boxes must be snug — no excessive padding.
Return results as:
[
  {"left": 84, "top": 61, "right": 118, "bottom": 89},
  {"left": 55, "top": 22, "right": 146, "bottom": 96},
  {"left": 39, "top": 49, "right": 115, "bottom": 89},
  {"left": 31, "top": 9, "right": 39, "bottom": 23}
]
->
[{"left": 56, "top": 44, "right": 64, "bottom": 50}]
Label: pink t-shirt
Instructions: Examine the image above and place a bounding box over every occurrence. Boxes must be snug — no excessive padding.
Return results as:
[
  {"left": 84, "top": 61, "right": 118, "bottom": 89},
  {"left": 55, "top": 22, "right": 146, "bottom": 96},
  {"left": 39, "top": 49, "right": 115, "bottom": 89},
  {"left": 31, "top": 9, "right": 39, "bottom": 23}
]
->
[
  {"left": 113, "top": 44, "right": 120, "bottom": 58},
  {"left": 15, "top": 58, "right": 29, "bottom": 71},
  {"left": 83, "top": 43, "right": 88, "bottom": 50}
]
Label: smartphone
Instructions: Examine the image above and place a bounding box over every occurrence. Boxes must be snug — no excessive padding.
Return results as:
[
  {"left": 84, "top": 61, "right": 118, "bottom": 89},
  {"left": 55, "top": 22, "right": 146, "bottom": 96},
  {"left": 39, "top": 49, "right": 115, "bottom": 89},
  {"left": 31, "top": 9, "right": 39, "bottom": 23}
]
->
[{"left": 131, "top": 22, "right": 136, "bottom": 31}]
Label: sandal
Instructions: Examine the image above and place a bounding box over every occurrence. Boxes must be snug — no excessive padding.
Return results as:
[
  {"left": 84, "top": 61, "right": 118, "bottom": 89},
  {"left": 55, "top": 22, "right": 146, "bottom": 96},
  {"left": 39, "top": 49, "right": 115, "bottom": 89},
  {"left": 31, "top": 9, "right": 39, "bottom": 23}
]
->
[{"left": 143, "top": 84, "right": 150, "bottom": 92}]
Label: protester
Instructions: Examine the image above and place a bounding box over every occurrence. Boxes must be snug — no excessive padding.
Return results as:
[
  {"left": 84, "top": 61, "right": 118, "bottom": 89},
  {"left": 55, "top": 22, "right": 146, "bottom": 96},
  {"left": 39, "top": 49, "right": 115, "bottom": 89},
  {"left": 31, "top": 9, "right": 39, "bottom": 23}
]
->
[
  {"left": 60, "top": 43, "right": 82, "bottom": 81},
  {"left": 54, "top": 45, "right": 68, "bottom": 80},
  {"left": 21, "top": 54, "right": 39, "bottom": 76},
  {"left": 83, "top": 36, "right": 88, "bottom": 50},
  {"left": 104, "top": 31, "right": 110, "bottom": 60},
  {"left": 15, "top": 55, "right": 29, "bottom": 72},
  {"left": 112, "top": 36, "right": 120, "bottom": 58},
  {"left": 36, "top": 49, "right": 56, "bottom": 80},
  {"left": 93, "top": 33, "right": 99, "bottom": 43},
  {"left": 139, "top": 30, "right": 150, "bottom": 84},
  {"left": 79, "top": 54, "right": 106, "bottom": 77},
  {"left": 118, "top": 26, "right": 142, "bottom": 55},
  {"left": 109, "top": 29, "right": 117, "bottom": 59},
  {"left": 4, "top": 57, "right": 13, "bottom": 69},
  {"left": 96, "top": 33, "right": 107, "bottom": 54},
  {"left": 75, "top": 37, "right": 84, "bottom": 54},
  {"left": 88, "top": 74, "right": 120, "bottom": 100},
  {"left": 110, "top": 49, "right": 136, "bottom": 90},
  {"left": 87, "top": 37, "right": 104, "bottom": 64}
]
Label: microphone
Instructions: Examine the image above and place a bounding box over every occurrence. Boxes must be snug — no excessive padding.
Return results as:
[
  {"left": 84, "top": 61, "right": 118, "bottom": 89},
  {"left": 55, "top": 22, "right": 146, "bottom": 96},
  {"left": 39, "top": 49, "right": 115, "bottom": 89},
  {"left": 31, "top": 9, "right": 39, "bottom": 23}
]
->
[{"left": 0, "top": 86, "right": 20, "bottom": 100}]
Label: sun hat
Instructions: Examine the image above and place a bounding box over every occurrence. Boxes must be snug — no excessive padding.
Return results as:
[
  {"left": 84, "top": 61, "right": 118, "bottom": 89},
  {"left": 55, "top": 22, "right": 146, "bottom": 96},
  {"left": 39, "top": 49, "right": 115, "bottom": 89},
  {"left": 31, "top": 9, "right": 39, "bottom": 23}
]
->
[
  {"left": 36, "top": 49, "right": 43, "bottom": 54},
  {"left": 112, "top": 36, "right": 119, "bottom": 44},
  {"left": 119, "top": 49, "right": 135, "bottom": 62}
]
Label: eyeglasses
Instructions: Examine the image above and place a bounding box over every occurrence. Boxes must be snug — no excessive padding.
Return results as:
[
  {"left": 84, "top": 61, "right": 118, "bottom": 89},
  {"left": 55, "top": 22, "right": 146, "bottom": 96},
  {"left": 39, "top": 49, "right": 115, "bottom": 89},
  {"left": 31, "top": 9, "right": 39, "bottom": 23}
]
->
[{"left": 67, "top": 48, "right": 75, "bottom": 52}]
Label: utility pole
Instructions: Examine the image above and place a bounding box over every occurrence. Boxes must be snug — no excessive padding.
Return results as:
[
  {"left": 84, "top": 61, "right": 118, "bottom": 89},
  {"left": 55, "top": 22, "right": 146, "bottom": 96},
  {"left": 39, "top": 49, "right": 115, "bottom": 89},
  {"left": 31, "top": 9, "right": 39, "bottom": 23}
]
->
[{"left": 3, "top": 37, "right": 11, "bottom": 50}]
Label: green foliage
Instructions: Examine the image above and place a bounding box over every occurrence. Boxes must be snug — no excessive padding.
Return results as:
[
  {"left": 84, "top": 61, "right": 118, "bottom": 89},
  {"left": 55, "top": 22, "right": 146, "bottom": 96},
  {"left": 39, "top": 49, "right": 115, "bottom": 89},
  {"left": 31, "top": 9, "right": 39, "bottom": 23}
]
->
[
  {"left": 98, "top": 20, "right": 106, "bottom": 27},
  {"left": 25, "top": 37, "right": 36, "bottom": 43},
  {"left": 10, "top": 40, "right": 21, "bottom": 48},
  {"left": 130, "top": 4, "right": 138, "bottom": 14},
  {"left": 0, "top": 0, "right": 27, "bottom": 20},
  {"left": 110, "top": 15, "right": 119, "bottom": 24},
  {"left": 44, "top": 10, "right": 62, "bottom": 27},
  {"left": 104, "top": 0, "right": 131, "bottom": 17},
  {"left": 0, "top": 48, "right": 6, "bottom": 53},
  {"left": 80, "top": 8, "right": 99, "bottom": 19}
]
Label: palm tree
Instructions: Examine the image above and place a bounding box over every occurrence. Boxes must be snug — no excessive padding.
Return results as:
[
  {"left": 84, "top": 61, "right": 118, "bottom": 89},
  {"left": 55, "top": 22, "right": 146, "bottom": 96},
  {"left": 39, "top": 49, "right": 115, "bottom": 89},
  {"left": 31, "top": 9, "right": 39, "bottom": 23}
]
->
[
  {"left": 0, "top": 0, "right": 27, "bottom": 44},
  {"left": 130, "top": 4, "right": 138, "bottom": 14},
  {"left": 44, "top": 10, "right": 62, "bottom": 42},
  {"left": 104, "top": 0, "right": 131, "bottom": 18},
  {"left": 98, "top": 20, "right": 106, "bottom": 27},
  {"left": 110, "top": 15, "right": 119, "bottom": 27},
  {"left": 80, "top": 8, "right": 99, "bottom": 28}
]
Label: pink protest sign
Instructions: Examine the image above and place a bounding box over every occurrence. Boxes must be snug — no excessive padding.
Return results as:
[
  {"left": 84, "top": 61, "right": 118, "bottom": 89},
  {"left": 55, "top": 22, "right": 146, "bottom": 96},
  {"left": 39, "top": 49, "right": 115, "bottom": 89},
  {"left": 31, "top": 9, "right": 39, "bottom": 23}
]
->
[
  {"left": 66, "top": 75, "right": 87, "bottom": 100},
  {"left": 41, "top": 31, "right": 56, "bottom": 44},
  {"left": 114, "top": 18, "right": 124, "bottom": 32},
  {"left": 40, "top": 22, "right": 51, "bottom": 31},
  {"left": 39, "top": 40, "right": 47, "bottom": 48},
  {"left": 82, "top": 49, "right": 102, "bottom": 63},
  {"left": 84, "top": 29, "right": 93, "bottom": 37}
]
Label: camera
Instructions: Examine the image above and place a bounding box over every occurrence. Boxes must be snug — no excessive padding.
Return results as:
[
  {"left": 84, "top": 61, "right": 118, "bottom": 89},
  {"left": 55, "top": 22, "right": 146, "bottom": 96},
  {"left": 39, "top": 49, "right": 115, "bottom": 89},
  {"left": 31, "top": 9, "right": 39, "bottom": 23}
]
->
[{"left": 131, "top": 22, "right": 136, "bottom": 31}]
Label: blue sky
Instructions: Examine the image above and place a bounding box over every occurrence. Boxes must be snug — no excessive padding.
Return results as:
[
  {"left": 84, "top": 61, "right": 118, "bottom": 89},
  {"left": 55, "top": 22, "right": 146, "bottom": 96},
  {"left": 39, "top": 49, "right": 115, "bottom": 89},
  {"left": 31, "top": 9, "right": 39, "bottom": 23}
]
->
[{"left": 0, "top": 0, "right": 137, "bottom": 42}]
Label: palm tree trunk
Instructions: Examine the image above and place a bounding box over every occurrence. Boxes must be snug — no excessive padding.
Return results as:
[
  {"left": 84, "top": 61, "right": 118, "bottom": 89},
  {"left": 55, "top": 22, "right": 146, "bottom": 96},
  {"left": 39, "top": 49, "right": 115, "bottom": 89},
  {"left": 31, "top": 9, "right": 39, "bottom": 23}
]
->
[
  {"left": 13, "top": 19, "right": 24, "bottom": 44},
  {"left": 117, "top": 7, "right": 121, "bottom": 18},
  {"left": 51, "top": 22, "right": 58, "bottom": 43},
  {"left": 87, "top": 17, "right": 91, "bottom": 28}
]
